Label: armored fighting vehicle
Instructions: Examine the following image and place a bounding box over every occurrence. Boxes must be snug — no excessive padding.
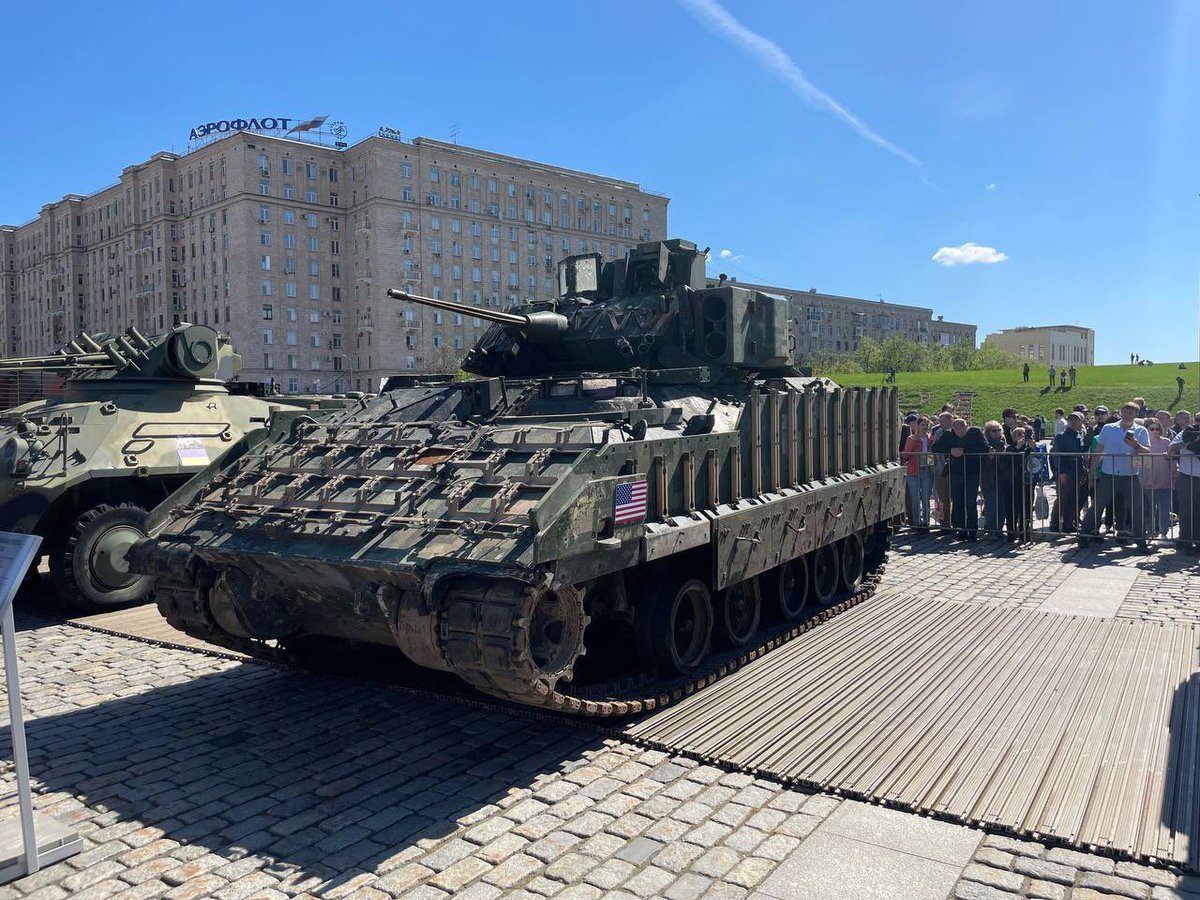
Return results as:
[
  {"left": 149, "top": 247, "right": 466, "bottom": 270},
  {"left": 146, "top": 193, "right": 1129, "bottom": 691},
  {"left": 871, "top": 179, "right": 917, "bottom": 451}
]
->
[
  {"left": 130, "top": 239, "right": 905, "bottom": 715},
  {"left": 0, "top": 324, "right": 344, "bottom": 609}
]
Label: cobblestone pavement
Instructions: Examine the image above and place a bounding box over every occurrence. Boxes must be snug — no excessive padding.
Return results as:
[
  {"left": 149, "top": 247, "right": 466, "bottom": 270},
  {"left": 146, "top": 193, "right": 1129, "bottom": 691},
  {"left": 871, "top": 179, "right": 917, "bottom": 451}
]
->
[
  {"left": 889, "top": 531, "right": 1200, "bottom": 625},
  {"left": 0, "top": 543, "right": 1196, "bottom": 898}
]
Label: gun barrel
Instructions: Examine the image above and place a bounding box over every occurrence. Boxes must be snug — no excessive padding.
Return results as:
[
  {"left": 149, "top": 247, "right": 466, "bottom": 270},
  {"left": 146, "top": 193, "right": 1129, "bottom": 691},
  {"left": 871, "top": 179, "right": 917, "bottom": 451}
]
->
[
  {"left": 386, "top": 288, "right": 530, "bottom": 327},
  {"left": 0, "top": 352, "right": 116, "bottom": 371}
]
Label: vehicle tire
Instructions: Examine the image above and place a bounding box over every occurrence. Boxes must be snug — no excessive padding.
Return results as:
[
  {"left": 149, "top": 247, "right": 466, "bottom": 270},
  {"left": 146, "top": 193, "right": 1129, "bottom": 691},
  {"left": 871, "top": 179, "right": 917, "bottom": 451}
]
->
[
  {"left": 52, "top": 503, "right": 152, "bottom": 610},
  {"left": 839, "top": 532, "right": 866, "bottom": 594},
  {"left": 715, "top": 577, "right": 761, "bottom": 648},
  {"left": 766, "top": 556, "right": 810, "bottom": 622},
  {"left": 636, "top": 577, "right": 713, "bottom": 676},
  {"left": 810, "top": 543, "right": 840, "bottom": 605}
]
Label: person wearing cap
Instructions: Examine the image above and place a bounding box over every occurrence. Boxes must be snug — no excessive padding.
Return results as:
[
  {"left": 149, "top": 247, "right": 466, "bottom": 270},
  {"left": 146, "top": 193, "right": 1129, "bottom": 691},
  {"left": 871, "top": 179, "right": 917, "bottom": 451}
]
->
[
  {"left": 902, "top": 416, "right": 935, "bottom": 531},
  {"left": 1051, "top": 411, "right": 1087, "bottom": 532},
  {"left": 1171, "top": 420, "right": 1200, "bottom": 553},
  {"left": 1080, "top": 401, "right": 1152, "bottom": 551}
]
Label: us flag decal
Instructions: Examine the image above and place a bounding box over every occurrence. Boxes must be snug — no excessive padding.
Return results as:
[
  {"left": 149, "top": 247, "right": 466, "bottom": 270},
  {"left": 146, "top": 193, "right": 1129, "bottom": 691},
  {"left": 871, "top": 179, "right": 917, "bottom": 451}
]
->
[{"left": 614, "top": 480, "right": 648, "bottom": 524}]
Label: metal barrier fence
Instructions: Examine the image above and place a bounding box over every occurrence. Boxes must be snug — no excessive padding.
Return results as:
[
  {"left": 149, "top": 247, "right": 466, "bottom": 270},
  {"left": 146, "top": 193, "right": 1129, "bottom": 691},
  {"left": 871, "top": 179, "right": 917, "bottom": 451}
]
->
[{"left": 896, "top": 448, "right": 1200, "bottom": 550}]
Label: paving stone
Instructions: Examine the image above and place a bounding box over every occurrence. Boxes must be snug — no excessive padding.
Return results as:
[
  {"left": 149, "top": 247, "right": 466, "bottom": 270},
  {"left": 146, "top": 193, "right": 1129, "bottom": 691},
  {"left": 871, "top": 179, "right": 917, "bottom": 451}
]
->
[
  {"left": 1047, "top": 846, "right": 1118, "bottom": 873},
  {"left": 162, "top": 875, "right": 229, "bottom": 899},
  {"left": 482, "top": 852, "right": 542, "bottom": 888},
  {"left": 525, "top": 830, "right": 582, "bottom": 863},
  {"left": 562, "top": 811, "right": 614, "bottom": 837},
  {"left": 544, "top": 851, "right": 595, "bottom": 884},
  {"left": 67, "top": 881, "right": 127, "bottom": 900},
  {"left": 725, "top": 856, "right": 775, "bottom": 889},
  {"left": 396, "top": 886, "right": 449, "bottom": 900},
  {"left": 452, "top": 884, "right": 502, "bottom": 900},
  {"left": 420, "top": 838, "right": 476, "bottom": 872},
  {"left": 622, "top": 864, "right": 675, "bottom": 897},
  {"left": 523, "top": 875, "right": 562, "bottom": 897},
  {"left": 475, "top": 832, "right": 529, "bottom": 865},
  {"left": 1114, "top": 862, "right": 1181, "bottom": 889},
  {"left": 800, "top": 794, "right": 840, "bottom": 818},
  {"left": 1027, "top": 880, "right": 1068, "bottom": 900},
  {"left": 960, "top": 862, "right": 1024, "bottom": 893},
  {"left": 464, "top": 817, "right": 514, "bottom": 846},
  {"left": 664, "top": 872, "right": 713, "bottom": 900},
  {"left": 691, "top": 846, "right": 740, "bottom": 878},
  {"left": 605, "top": 813, "right": 653, "bottom": 839},
  {"left": 374, "top": 863, "right": 434, "bottom": 895},
  {"left": 1012, "top": 856, "right": 1077, "bottom": 886},
  {"left": 954, "top": 882, "right": 1019, "bottom": 900},
  {"left": 974, "top": 847, "right": 1018, "bottom": 870},
  {"left": 584, "top": 858, "right": 637, "bottom": 890},
  {"left": 555, "top": 885, "right": 603, "bottom": 900},
  {"left": 427, "top": 856, "right": 491, "bottom": 892},
  {"left": 1076, "top": 870, "right": 1153, "bottom": 897},
  {"left": 60, "top": 860, "right": 126, "bottom": 892},
  {"left": 213, "top": 872, "right": 280, "bottom": 900},
  {"left": 982, "top": 833, "right": 1046, "bottom": 859},
  {"left": 654, "top": 840, "right": 705, "bottom": 874},
  {"left": 644, "top": 817, "right": 691, "bottom": 842}
]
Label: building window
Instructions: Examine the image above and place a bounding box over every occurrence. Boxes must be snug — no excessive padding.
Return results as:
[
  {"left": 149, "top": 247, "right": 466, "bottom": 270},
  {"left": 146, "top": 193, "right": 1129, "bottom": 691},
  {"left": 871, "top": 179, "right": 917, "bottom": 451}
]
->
[
  {"left": 259, "top": 181, "right": 270, "bottom": 196},
  {"left": 330, "top": 240, "right": 340, "bottom": 255},
  {"left": 282, "top": 159, "right": 293, "bottom": 176},
  {"left": 283, "top": 185, "right": 294, "bottom": 200},
  {"left": 309, "top": 284, "right": 320, "bottom": 300},
  {"left": 402, "top": 186, "right": 413, "bottom": 202},
  {"left": 306, "top": 163, "right": 317, "bottom": 179},
  {"left": 305, "top": 190, "right": 317, "bottom": 203},
  {"left": 283, "top": 209, "right": 295, "bottom": 225},
  {"left": 260, "top": 231, "right": 271, "bottom": 246},
  {"left": 329, "top": 192, "right": 339, "bottom": 207},
  {"left": 306, "top": 213, "right": 317, "bottom": 228},
  {"left": 261, "top": 255, "right": 271, "bottom": 271},
  {"left": 262, "top": 304, "right": 273, "bottom": 320},
  {"left": 401, "top": 162, "right": 412, "bottom": 177},
  {"left": 309, "top": 260, "right": 319, "bottom": 276},
  {"left": 259, "top": 206, "right": 270, "bottom": 223},
  {"left": 285, "top": 233, "right": 296, "bottom": 249},
  {"left": 263, "top": 329, "right": 273, "bottom": 345},
  {"left": 261, "top": 279, "right": 272, "bottom": 296},
  {"left": 430, "top": 167, "right": 440, "bottom": 183}
]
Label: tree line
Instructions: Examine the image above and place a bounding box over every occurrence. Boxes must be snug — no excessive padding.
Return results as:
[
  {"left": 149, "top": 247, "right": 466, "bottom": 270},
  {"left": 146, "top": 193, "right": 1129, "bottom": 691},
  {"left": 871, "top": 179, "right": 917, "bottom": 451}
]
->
[{"left": 807, "top": 336, "right": 1023, "bottom": 375}]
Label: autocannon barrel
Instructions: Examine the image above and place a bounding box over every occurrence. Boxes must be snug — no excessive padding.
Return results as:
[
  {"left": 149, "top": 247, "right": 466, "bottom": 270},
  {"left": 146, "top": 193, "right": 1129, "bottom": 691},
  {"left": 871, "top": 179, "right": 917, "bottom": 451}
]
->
[
  {"left": 387, "top": 288, "right": 569, "bottom": 343},
  {"left": 386, "top": 288, "right": 530, "bottom": 327},
  {"left": 0, "top": 351, "right": 116, "bottom": 371}
]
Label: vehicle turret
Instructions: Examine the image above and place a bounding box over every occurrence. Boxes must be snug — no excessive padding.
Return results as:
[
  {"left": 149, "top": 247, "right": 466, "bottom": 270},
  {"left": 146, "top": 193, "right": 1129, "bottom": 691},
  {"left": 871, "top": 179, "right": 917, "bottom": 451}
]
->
[{"left": 387, "top": 238, "right": 794, "bottom": 379}]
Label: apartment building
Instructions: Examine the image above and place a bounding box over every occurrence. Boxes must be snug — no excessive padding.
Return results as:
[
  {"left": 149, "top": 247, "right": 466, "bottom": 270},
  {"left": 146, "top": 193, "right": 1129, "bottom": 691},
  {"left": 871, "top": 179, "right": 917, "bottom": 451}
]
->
[
  {"left": 982, "top": 325, "right": 1095, "bottom": 367},
  {"left": 707, "top": 278, "right": 977, "bottom": 358},
  {"left": 0, "top": 130, "right": 669, "bottom": 390}
]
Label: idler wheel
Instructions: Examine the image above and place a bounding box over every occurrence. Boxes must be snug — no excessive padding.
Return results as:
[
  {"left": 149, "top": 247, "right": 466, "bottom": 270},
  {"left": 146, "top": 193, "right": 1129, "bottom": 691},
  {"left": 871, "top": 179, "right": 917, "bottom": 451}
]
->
[
  {"left": 715, "top": 577, "right": 761, "bottom": 648},
  {"left": 839, "top": 532, "right": 866, "bottom": 594},
  {"left": 766, "top": 556, "right": 810, "bottom": 622},
  {"left": 527, "top": 585, "right": 588, "bottom": 680},
  {"left": 810, "top": 544, "right": 841, "bottom": 605},
  {"left": 637, "top": 578, "right": 713, "bottom": 675}
]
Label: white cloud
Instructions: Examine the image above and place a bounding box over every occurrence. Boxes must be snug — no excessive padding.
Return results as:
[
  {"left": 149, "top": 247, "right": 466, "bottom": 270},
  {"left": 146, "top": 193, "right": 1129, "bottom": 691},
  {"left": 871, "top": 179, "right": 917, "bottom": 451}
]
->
[
  {"left": 718, "top": 248, "right": 743, "bottom": 260},
  {"left": 985, "top": 182, "right": 997, "bottom": 191},
  {"left": 676, "top": 0, "right": 920, "bottom": 167},
  {"left": 932, "top": 243, "right": 1008, "bottom": 267}
]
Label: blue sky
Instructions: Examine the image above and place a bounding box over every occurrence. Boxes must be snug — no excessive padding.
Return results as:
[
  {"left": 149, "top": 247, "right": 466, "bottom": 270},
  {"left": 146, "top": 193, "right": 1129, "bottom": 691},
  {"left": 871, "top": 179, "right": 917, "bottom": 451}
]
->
[{"left": 3, "top": 0, "right": 1198, "bottom": 364}]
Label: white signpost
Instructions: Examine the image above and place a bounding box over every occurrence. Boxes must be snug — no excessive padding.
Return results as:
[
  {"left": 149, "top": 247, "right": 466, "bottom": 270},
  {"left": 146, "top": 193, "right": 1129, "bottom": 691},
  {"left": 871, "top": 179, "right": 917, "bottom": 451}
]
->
[{"left": 0, "top": 533, "right": 80, "bottom": 883}]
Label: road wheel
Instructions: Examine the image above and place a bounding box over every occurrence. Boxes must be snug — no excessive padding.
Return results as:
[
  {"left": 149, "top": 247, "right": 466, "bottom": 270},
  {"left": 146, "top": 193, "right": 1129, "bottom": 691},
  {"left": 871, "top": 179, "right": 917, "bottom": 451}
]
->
[
  {"left": 766, "top": 556, "right": 810, "bottom": 622},
  {"left": 811, "top": 544, "right": 840, "bottom": 606},
  {"left": 637, "top": 578, "right": 713, "bottom": 675},
  {"left": 839, "top": 532, "right": 866, "bottom": 594},
  {"left": 715, "top": 577, "right": 761, "bottom": 648},
  {"left": 52, "top": 503, "right": 152, "bottom": 610}
]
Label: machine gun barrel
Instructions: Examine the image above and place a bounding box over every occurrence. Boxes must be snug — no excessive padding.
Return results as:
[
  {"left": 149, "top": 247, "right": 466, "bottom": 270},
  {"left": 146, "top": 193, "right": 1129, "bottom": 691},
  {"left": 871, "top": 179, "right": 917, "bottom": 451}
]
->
[{"left": 387, "top": 288, "right": 530, "bottom": 327}]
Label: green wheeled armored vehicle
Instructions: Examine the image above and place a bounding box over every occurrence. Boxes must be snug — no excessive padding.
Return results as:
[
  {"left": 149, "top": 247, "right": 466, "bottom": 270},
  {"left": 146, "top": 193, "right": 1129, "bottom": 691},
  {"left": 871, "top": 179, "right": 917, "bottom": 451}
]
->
[
  {"left": 130, "top": 239, "right": 905, "bottom": 714},
  {"left": 0, "top": 323, "right": 344, "bottom": 610}
]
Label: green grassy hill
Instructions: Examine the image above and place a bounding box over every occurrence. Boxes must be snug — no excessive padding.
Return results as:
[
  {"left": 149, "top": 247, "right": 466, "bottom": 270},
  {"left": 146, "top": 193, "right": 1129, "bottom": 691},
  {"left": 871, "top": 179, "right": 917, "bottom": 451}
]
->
[{"left": 832, "top": 362, "right": 1200, "bottom": 423}]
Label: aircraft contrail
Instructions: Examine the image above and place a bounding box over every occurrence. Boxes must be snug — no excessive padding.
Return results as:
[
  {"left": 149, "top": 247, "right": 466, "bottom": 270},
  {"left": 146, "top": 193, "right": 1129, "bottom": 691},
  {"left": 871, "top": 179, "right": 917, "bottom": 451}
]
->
[{"left": 678, "top": 0, "right": 922, "bottom": 167}]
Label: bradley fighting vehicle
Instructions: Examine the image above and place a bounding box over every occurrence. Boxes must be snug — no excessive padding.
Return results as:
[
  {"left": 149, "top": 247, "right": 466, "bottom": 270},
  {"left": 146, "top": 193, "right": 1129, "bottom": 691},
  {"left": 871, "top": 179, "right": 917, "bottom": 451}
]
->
[
  {"left": 130, "top": 239, "right": 905, "bottom": 715},
  {"left": 0, "top": 324, "right": 345, "bottom": 610}
]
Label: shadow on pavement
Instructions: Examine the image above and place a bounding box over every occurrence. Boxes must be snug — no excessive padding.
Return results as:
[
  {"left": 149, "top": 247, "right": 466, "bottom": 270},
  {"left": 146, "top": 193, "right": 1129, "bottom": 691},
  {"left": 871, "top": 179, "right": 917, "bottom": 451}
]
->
[{"left": 1, "top": 645, "right": 604, "bottom": 895}]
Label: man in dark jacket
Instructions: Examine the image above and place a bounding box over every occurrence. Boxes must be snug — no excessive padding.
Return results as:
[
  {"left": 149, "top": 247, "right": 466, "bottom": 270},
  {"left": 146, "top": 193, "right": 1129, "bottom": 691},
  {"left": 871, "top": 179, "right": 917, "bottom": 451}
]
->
[
  {"left": 932, "top": 418, "right": 988, "bottom": 540},
  {"left": 1050, "top": 411, "right": 1087, "bottom": 532}
]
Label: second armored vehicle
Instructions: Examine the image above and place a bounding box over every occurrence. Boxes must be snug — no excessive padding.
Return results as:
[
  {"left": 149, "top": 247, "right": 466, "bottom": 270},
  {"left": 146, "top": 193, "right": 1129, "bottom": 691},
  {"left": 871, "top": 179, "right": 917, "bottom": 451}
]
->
[
  {"left": 0, "top": 324, "right": 344, "bottom": 609},
  {"left": 132, "top": 239, "right": 905, "bottom": 714}
]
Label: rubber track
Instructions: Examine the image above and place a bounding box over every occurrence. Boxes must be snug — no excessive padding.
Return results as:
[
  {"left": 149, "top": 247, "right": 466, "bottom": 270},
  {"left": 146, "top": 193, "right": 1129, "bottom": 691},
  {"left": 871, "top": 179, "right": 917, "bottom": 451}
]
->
[{"left": 116, "top": 557, "right": 884, "bottom": 719}]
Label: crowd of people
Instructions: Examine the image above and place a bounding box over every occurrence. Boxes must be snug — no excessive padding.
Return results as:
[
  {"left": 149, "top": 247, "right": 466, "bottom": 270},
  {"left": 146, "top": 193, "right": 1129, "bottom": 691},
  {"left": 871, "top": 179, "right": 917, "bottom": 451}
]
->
[{"left": 900, "top": 399, "right": 1200, "bottom": 554}]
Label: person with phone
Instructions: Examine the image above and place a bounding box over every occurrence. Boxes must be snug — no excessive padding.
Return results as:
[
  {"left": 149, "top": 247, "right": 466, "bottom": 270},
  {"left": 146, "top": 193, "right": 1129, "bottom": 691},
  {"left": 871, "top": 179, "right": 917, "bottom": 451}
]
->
[{"left": 1079, "top": 401, "right": 1152, "bottom": 551}]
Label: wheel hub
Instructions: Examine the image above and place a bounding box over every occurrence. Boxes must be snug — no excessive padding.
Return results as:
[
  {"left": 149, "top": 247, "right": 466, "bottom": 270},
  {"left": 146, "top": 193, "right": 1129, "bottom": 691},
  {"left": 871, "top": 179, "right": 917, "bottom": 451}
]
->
[{"left": 88, "top": 524, "right": 144, "bottom": 591}]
